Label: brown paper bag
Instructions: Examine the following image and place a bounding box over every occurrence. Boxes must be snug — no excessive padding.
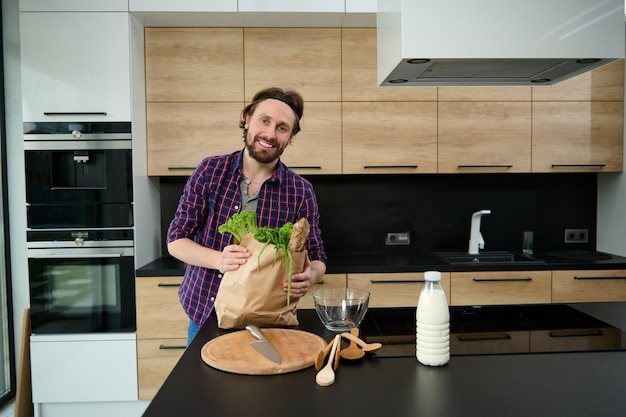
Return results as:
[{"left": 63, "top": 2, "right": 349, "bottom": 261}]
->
[{"left": 214, "top": 233, "right": 305, "bottom": 329}]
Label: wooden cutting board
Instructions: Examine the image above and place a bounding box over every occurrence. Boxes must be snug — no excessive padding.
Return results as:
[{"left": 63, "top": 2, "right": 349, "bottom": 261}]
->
[{"left": 201, "top": 328, "right": 326, "bottom": 375}]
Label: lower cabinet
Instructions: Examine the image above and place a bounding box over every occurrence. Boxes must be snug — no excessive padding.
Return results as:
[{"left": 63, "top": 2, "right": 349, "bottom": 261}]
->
[
  {"left": 450, "top": 270, "right": 552, "bottom": 306},
  {"left": 30, "top": 333, "right": 138, "bottom": 403},
  {"left": 136, "top": 276, "right": 188, "bottom": 400},
  {"left": 552, "top": 269, "right": 626, "bottom": 303},
  {"left": 347, "top": 272, "right": 451, "bottom": 307}
]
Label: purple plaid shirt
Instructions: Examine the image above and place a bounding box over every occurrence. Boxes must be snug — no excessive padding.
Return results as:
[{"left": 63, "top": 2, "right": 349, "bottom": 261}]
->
[{"left": 166, "top": 149, "right": 327, "bottom": 326}]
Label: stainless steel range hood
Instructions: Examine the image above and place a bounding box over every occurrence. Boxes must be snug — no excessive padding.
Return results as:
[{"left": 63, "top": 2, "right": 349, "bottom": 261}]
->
[{"left": 377, "top": 0, "right": 624, "bottom": 86}]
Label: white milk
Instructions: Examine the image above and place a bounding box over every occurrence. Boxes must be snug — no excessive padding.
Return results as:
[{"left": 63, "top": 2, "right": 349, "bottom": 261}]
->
[{"left": 416, "top": 271, "right": 450, "bottom": 366}]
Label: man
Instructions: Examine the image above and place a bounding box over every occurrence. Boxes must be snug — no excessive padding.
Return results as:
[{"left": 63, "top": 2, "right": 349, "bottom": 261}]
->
[{"left": 167, "top": 87, "right": 327, "bottom": 344}]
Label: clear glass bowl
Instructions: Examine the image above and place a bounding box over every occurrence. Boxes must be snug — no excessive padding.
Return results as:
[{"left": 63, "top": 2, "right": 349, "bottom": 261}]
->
[{"left": 312, "top": 287, "right": 370, "bottom": 332}]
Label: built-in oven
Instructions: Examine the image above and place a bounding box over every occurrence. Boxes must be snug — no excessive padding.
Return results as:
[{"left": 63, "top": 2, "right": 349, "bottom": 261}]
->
[
  {"left": 24, "top": 122, "right": 133, "bottom": 230},
  {"left": 25, "top": 122, "right": 135, "bottom": 334},
  {"left": 28, "top": 231, "right": 135, "bottom": 334}
]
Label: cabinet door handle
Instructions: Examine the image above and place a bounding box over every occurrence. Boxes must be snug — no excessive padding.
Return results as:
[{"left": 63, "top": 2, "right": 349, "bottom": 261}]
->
[
  {"left": 456, "top": 333, "right": 512, "bottom": 342},
  {"left": 370, "top": 279, "right": 425, "bottom": 284},
  {"left": 472, "top": 277, "right": 532, "bottom": 282},
  {"left": 574, "top": 276, "right": 626, "bottom": 280},
  {"left": 548, "top": 329, "right": 604, "bottom": 338},
  {"left": 158, "top": 283, "right": 181, "bottom": 287},
  {"left": 458, "top": 164, "right": 513, "bottom": 169},
  {"left": 159, "top": 344, "right": 186, "bottom": 350},
  {"left": 364, "top": 165, "right": 418, "bottom": 169},
  {"left": 289, "top": 166, "right": 322, "bottom": 170},
  {"left": 168, "top": 167, "right": 196, "bottom": 171},
  {"left": 551, "top": 163, "right": 606, "bottom": 168},
  {"left": 43, "top": 112, "right": 108, "bottom": 116}
]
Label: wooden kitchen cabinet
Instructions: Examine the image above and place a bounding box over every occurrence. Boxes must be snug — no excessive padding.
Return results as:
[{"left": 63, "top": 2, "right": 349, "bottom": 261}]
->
[
  {"left": 145, "top": 28, "right": 244, "bottom": 102},
  {"left": 552, "top": 270, "right": 626, "bottom": 303},
  {"left": 297, "top": 273, "right": 347, "bottom": 309},
  {"left": 450, "top": 270, "right": 552, "bottom": 306},
  {"left": 530, "top": 327, "right": 622, "bottom": 352},
  {"left": 451, "top": 331, "right": 530, "bottom": 355},
  {"left": 438, "top": 102, "right": 532, "bottom": 173},
  {"left": 347, "top": 272, "right": 451, "bottom": 307},
  {"left": 146, "top": 102, "right": 244, "bottom": 176},
  {"left": 532, "top": 60, "right": 624, "bottom": 102},
  {"left": 278, "top": 102, "right": 342, "bottom": 175},
  {"left": 341, "top": 28, "right": 437, "bottom": 102},
  {"left": 20, "top": 12, "right": 131, "bottom": 122},
  {"left": 342, "top": 102, "right": 438, "bottom": 174},
  {"left": 531, "top": 101, "right": 624, "bottom": 173},
  {"left": 244, "top": 28, "right": 341, "bottom": 102},
  {"left": 136, "top": 276, "right": 189, "bottom": 400}
]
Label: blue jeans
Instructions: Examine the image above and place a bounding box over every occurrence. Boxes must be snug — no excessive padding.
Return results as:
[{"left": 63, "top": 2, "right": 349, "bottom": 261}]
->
[{"left": 187, "top": 320, "right": 200, "bottom": 347}]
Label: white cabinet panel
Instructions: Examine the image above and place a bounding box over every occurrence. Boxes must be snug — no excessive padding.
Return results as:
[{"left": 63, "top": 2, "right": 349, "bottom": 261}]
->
[
  {"left": 238, "top": 0, "right": 344, "bottom": 12},
  {"left": 129, "top": 0, "right": 237, "bottom": 12},
  {"left": 20, "top": 12, "right": 131, "bottom": 122},
  {"left": 20, "top": 0, "right": 128, "bottom": 11},
  {"left": 345, "top": 0, "right": 376, "bottom": 12},
  {"left": 30, "top": 334, "right": 138, "bottom": 403}
]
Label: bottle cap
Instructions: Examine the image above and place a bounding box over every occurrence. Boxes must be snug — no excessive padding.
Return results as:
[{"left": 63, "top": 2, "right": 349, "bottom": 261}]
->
[{"left": 424, "top": 271, "right": 441, "bottom": 282}]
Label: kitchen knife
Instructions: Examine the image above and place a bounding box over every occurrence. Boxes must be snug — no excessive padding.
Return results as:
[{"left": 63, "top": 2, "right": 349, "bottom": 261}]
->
[{"left": 245, "top": 325, "right": 282, "bottom": 364}]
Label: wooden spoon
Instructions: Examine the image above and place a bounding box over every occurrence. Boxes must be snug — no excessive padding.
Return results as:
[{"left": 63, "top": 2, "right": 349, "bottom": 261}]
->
[
  {"left": 333, "top": 335, "right": 342, "bottom": 371},
  {"left": 340, "top": 332, "right": 382, "bottom": 353},
  {"left": 316, "top": 334, "right": 340, "bottom": 387},
  {"left": 314, "top": 340, "right": 334, "bottom": 371},
  {"left": 340, "top": 328, "right": 366, "bottom": 360}
]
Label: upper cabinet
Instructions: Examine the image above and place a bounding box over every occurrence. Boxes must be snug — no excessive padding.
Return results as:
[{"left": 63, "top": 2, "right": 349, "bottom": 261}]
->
[
  {"left": 438, "top": 102, "right": 532, "bottom": 174},
  {"left": 244, "top": 28, "right": 341, "bottom": 102},
  {"left": 531, "top": 60, "right": 624, "bottom": 173},
  {"left": 20, "top": 12, "right": 131, "bottom": 122},
  {"left": 145, "top": 28, "right": 244, "bottom": 102}
]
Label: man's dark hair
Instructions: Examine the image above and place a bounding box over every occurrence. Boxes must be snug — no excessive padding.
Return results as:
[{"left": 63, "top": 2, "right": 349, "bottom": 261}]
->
[{"left": 240, "top": 87, "right": 304, "bottom": 138}]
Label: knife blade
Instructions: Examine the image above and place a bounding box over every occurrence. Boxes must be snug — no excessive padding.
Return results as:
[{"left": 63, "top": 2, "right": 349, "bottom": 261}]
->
[{"left": 245, "top": 325, "right": 282, "bottom": 364}]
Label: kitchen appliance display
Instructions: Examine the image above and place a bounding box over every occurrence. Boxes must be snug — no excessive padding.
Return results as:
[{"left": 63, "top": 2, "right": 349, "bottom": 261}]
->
[{"left": 25, "top": 122, "right": 135, "bottom": 334}]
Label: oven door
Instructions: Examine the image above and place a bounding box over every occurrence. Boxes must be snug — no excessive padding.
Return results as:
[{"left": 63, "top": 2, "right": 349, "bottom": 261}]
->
[
  {"left": 28, "top": 246, "right": 135, "bottom": 334},
  {"left": 25, "top": 143, "right": 133, "bottom": 229}
]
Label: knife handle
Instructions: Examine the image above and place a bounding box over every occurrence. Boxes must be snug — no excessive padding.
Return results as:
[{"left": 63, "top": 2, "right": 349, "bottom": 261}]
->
[{"left": 245, "top": 325, "right": 267, "bottom": 341}]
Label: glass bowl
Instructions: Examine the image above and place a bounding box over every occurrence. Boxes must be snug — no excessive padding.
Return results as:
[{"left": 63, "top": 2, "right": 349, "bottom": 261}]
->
[{"left": 312, "top": 287, "right": 370, "bottom": 332}]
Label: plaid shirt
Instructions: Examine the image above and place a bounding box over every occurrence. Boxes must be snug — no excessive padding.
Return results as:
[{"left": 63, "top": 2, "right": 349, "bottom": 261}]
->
[{"left": 166, "top": 150, "right": 327, "bottom": 326}]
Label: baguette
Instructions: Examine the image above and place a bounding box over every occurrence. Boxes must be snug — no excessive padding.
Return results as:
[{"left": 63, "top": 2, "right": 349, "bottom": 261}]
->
[{"left": 288, "top": 218, "right": 310, "bottom": 252}]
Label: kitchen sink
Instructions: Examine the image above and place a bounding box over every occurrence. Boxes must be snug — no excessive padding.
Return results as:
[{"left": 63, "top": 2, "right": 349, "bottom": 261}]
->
[{"left": 434, "top": 251, "right": 545, "bottom": 265}]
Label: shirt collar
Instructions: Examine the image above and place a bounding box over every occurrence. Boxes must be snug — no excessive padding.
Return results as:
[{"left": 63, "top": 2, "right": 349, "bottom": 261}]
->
[{"left": 234, "top": 148, "right": 285, "bottom": 185}]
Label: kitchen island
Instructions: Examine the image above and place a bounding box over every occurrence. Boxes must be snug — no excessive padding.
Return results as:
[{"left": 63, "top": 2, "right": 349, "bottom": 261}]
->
[{"left": 142, "top": 309, "right": 626, "bottom": 417}]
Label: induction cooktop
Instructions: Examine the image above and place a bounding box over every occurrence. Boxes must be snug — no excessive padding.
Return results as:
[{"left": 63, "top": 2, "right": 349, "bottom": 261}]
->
[{"left": 359, "top": 304, "right": 626, "bottom": 357}]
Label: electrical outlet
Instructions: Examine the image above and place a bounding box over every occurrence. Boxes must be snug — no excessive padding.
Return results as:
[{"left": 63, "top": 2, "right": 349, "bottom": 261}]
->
[
  {"left": 385, "top": 232, "right": 410, "bottom": 246},
  {"left": 564, "top": 228, "right": 588, "bottom": 243}
]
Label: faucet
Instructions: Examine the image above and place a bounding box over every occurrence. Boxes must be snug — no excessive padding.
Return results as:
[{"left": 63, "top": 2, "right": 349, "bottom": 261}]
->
[{"left": 468, "top": 210, "right": 491, "bottom": 255}]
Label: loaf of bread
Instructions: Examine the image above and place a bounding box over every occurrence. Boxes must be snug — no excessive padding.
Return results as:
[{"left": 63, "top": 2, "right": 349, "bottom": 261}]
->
[{"left": 287, "top": 218, "right": 310, "bottom": 252}]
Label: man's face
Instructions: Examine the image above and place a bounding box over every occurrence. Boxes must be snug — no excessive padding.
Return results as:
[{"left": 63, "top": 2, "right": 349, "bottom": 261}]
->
[{"left": 244, "top": 99, "right": 297, "bottom": 164}]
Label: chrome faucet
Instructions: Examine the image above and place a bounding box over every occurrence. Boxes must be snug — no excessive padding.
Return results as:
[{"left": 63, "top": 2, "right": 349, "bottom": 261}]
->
[{"left": 468, "top": 210, "right": 491, "bottom": 255}]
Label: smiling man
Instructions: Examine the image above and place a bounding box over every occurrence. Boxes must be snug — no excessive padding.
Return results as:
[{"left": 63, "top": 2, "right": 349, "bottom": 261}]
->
[{"left": 166, "top": 87, "right": 327, "bottom": 345}]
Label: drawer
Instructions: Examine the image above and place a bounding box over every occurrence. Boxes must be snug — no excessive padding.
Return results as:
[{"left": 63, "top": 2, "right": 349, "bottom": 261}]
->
[
  {"left": 450, "top": 270, "right": 551, "bottom": 306},
  {"left": 137, "top": 338, "right": 187, "bottom": 400},
  {"left": 552, "top": 269, "right": 626, "bottom": 302},
  {"left": 451, "top": 331, "right": 530, "bottom": 355},
  {"left": 348, "top": 272, "right": 451, "bottom": 308},
  {"left": 297, "top": 274, "right": 347, "bottom": 309},
  {"left": 136, "top": 276, "right": 189, "bottom": 339},
  {"left": 530, "top": 327, "right": 622, "bottom": 352}
]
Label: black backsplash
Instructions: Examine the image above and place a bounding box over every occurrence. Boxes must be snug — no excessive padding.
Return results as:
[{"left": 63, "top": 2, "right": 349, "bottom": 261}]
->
[{"left": 159, "top": 173, "right": 597, "bottom": 256}]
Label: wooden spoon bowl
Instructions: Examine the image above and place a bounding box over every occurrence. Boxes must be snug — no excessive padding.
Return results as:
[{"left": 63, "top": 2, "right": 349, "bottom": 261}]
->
[
  {"left": 340, "top": 331, "right": 382, "bottom": 353},
  {"left": 340, "top": 328, "right": 365, "bottom": 360}
]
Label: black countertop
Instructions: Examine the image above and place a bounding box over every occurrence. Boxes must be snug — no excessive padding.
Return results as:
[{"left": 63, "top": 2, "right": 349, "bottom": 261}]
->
[
  {"left": 142, "top": 308, "right": 626, "bottom": 417},
  {"left": 137, "top": 250, "right": 626, "bottom": 277}
]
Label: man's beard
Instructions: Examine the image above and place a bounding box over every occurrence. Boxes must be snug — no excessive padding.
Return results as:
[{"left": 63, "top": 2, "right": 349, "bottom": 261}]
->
[{"left": 244, "top": 133, "right": 286, "bottom": 164}]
